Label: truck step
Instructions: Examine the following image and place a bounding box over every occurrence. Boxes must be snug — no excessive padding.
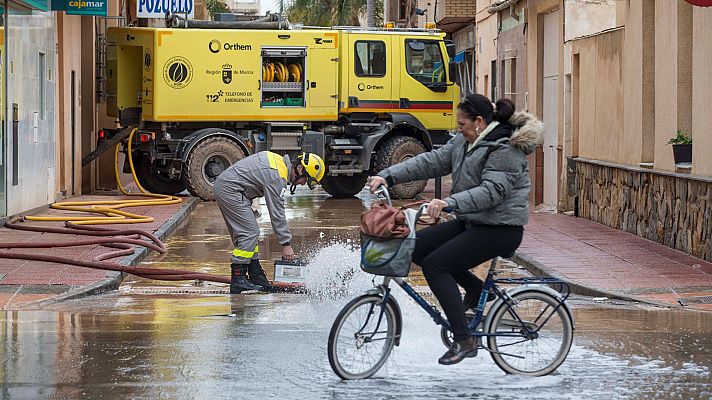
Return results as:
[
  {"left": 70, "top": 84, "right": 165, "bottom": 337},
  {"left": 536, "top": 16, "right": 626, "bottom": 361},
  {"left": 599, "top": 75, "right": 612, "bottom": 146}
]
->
[
  {"left": 348, "top": 123, "right": 382, "bottom": 127},
  {"left": 269, "top": 122, "right": 306, "bottom": 127},
  {"left": 271, "top": 132, "right": 302, "bottom": 137},
  {"left": 271, "top": 146, "right": 302, "bottom": 151},
  {"left": 329, "top": 168, "right": 364, "bottom": 175}
]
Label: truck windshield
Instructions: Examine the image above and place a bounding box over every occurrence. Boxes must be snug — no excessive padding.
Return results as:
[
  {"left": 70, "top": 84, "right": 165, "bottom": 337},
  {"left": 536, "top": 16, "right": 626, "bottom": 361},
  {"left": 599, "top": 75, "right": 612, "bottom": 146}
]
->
[{"left": 405, "top": 40, "right": 445, "bottom": 84}]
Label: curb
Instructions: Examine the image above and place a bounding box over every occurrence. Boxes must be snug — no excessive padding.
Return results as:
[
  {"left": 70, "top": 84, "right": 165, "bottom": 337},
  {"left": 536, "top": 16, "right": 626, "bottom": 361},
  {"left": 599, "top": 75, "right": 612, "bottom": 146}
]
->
[
  {"left": 27, "top": 197, "right": 201, "bottom": 308},
  {"left": 511, "top": 250, "right": 674, "bottom": 308}
]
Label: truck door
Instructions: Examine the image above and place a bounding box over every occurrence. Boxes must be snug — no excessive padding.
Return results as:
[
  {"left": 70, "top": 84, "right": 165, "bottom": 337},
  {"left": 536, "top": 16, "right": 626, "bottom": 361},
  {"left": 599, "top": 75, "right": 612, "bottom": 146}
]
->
[
  {"left": 398, "top": 38, "right": 454, "bottom": 130},
  {"left": 346, "top": 35, "right": 394, "bottom": 111}
]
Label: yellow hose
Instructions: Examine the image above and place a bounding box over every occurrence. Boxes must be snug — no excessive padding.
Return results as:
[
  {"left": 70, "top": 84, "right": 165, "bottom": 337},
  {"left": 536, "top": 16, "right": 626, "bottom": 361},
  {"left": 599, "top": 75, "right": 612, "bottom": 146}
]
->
[{"left": 27, "top": 128, "right": 182, "bottom": 225}]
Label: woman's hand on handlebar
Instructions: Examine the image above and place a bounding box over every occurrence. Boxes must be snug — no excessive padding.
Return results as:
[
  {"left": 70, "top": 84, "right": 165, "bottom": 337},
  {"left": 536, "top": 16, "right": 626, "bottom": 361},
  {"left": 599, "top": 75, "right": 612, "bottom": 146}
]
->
[
  {"left": 368, "top": 176, "right": 388, "bottom": 193},
  {"left": 427, "top": 198, "right": 449, "bottom": 220}
]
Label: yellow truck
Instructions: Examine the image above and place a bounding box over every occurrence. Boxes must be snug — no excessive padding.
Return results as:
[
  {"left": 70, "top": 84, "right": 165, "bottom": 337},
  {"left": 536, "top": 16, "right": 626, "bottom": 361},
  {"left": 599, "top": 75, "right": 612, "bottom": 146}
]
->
[{"left": 104, "top": 21, "right": 459, "bottom": 199}]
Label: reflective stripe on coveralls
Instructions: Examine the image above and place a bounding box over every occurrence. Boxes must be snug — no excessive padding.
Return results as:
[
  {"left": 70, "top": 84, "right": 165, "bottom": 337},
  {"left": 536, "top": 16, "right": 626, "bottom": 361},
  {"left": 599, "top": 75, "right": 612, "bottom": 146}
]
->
[{"left": 233, "top": 245, "right": 259, "bottom": 258}]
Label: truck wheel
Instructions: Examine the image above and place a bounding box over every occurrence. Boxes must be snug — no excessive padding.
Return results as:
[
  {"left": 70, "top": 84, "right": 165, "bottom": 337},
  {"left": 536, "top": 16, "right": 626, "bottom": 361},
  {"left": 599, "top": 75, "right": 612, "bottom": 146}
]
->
[
  {"left": 184, "top": 137, "right": 246, "bottom": 201},
  {"left": 374, "top": 136, "right": 427, "bottom": 199},
  {"left": 321, "top": 172, "right": 369, "bottom": 198},
  {"left": 133, "top": 154, "right": 187, "bottom": 195}
]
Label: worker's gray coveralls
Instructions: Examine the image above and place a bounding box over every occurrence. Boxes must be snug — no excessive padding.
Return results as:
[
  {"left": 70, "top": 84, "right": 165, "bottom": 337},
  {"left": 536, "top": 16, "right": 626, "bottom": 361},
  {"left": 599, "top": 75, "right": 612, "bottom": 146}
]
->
[{"left": 213, "top": 151, "right": 292, "bottom": 265}]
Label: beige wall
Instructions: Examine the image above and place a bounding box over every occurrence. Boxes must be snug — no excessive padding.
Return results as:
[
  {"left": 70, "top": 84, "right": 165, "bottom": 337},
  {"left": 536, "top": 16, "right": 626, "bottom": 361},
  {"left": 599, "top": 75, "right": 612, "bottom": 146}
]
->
[
  {"left": 572, "top": 30, "right": 624, "bottom": 163},
  {"left": 475, "top": 10, "right": 498, "bottom": 98},
  {"left": 654, "top": 0, "right": 693, "bottom": 172},
  {"left": 564, "top": 0, "right": 619, "bottom": 41},
  {"left": 622, "top": 0, "right": 653, "bottom": 165},
  {"left": 692, "top": 7, "right": 712, "bottom": 176},
  {"left": 56, "top": 14, "right": 81, "bottom": 197}
]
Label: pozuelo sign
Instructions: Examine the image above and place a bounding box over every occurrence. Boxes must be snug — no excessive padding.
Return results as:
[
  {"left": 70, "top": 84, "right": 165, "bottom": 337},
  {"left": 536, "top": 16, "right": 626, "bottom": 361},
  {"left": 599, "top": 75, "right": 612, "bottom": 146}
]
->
[{"left": 137, "top": 0, "right": 194, "bottom": 19}]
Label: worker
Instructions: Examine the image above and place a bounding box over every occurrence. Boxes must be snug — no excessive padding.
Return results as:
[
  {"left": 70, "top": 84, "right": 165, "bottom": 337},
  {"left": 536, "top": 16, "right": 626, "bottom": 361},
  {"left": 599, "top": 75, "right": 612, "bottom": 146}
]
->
[{"left": 213, "top": 151, "right": 326, "bottom": 294}]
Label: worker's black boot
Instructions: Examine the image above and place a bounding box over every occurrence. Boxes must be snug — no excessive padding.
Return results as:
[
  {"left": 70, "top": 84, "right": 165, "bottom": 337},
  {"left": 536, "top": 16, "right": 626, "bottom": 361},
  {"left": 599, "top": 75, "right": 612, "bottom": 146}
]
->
[
  {"left": 230, "top": 263, "right": 263, "bottom": 294},
  {"left": 247, "top": 260, "right": 272, "bottom": 291}
]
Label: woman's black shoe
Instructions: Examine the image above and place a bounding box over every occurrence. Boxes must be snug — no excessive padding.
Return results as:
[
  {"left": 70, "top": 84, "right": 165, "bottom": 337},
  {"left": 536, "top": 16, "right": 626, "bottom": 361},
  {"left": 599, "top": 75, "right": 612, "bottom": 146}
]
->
[{"left": 438, "top": 337, "right": 479, "bottom": 365}]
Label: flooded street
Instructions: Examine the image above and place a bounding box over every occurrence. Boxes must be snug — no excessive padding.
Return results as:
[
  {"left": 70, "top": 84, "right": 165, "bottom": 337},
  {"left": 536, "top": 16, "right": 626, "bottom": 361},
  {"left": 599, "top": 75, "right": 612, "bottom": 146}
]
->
[{"left": 1, "top": 188, "right": 710, "bottom": 399}]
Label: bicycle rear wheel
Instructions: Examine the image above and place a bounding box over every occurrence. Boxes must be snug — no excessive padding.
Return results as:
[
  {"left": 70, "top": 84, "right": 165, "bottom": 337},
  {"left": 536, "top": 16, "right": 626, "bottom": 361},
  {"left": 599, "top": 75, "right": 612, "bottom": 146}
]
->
[
  {"left": 328, "top": 294, "right": 398, "bottom": 380},
  {"left": 487, "top": 291, "right": 573, "bottom": 376}
]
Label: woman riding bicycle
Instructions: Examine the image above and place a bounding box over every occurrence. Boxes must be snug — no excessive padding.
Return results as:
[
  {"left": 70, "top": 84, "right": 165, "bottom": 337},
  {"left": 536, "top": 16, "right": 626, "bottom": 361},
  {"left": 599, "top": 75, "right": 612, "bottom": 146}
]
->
[{"left": 369, "top": 94, "right": 543, "bottom": 365}]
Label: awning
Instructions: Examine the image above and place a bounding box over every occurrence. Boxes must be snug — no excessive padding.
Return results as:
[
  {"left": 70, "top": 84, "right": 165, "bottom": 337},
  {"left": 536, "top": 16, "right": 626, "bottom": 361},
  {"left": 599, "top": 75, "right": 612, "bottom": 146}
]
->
[
  {"left": 454, "top": 51, "right": 466, "bottom": 63},
  {"left": 5, "top": 0, "right": 49, "bottom": 10}
]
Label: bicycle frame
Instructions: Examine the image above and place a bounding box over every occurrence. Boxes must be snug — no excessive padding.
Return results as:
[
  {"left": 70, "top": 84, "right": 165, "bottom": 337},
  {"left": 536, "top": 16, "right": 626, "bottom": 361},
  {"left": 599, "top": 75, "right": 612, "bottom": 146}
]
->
[{"left": 367, "top": 257, "right": 572, "bottom": 342}]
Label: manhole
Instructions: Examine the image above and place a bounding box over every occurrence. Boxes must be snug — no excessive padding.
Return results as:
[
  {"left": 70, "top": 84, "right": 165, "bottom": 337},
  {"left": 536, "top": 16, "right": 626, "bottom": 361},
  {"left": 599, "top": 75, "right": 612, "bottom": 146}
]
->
[
  {"left": 122, "top": 287, "right": 228, "bottom": 295},
  {"left": 677, "top": 296, "right": 712, "bottom": 306}
]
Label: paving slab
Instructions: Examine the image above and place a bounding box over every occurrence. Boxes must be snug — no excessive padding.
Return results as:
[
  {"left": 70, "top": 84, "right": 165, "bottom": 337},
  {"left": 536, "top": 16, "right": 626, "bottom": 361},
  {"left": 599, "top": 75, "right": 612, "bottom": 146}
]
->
[{"left": 0, "top": 194, "right": 198, "bottom": 309}]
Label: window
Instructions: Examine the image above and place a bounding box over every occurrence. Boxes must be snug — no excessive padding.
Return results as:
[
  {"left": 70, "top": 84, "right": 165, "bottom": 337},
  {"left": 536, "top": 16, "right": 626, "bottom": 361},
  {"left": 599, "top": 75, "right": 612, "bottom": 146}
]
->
[
  {"left": 405, "top": 40, "right": 445, "bottom": 84},
  {"left": 504, "top": 58, "right": 517, "bottom": 99},
  {"left": 354, "top": 41, "right": 386, "bottom": 77},
  {"left": 39, "top": 52, "right": 46, "bottom": 119},
  {"left": 399, "top": 0, "right": 407, "bottom": 20}
]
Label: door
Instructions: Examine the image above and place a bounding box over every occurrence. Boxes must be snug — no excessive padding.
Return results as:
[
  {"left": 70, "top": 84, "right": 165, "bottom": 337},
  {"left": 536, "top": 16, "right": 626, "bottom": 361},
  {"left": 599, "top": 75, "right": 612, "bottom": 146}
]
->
[
  {"left": 345, "top": 35, "right": 394, "bottom": 111},
  {"left": 542, "top": 10, "right": 559, "bottom": 207},
  {"left": 399, "top": 38, "right": 454, "bottom": 130}
]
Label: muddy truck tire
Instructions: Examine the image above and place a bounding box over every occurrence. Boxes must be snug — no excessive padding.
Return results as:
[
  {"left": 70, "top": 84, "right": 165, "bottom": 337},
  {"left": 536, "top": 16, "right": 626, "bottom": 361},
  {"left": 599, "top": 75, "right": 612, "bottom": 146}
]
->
[
  {"left": 133, "top": 154, "right": 187, "bottom": 195},
  {"left": 184, "top": 137, "right": 246, "bottom": 200},
  {"left": 374, "top": 136, "right": 427, "bottom": 199},
  {"left": 321, "top": 172, "right": 369, "bottom": 198}
]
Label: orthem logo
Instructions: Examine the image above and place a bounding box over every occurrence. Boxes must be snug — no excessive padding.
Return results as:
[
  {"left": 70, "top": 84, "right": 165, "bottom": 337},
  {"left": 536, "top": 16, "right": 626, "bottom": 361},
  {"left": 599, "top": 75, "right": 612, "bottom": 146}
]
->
[
  {"left": 209, "top": 39, "right": 221, "bottom": 53},
  {"left": 163, "top": 56, "right": 193, "bottom": 89},
  {"left": 209, "top": 39, "right": 252, "bottom": 53},
  {"left": 357, "top": 83, "right": 384, "bottom": 91},
  {"left": 222, "top": 63, "right": 233, "bottom": 84}
]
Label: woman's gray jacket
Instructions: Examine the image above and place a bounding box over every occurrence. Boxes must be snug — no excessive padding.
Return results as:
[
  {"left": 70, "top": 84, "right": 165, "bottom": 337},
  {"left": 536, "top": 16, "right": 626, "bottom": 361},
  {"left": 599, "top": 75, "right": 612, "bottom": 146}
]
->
[{"left": 378, "top": 112, "right": 544, "bottom": 226}]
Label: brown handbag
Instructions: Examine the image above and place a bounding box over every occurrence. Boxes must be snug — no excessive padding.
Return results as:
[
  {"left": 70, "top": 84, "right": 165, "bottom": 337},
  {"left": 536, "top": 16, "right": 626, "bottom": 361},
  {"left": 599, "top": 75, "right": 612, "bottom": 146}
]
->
[
  {"left": 360, "top": 201, "right": 433, "bottom": 239},
  {"left": 360, "top": 203, "right": 410, "bottom": 238}
]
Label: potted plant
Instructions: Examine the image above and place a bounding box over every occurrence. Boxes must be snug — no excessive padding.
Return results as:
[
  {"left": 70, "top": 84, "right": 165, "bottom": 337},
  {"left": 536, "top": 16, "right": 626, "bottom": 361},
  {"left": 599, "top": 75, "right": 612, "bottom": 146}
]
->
[{"left": 667, "top": 130, "right": 692, "bottom": 164}]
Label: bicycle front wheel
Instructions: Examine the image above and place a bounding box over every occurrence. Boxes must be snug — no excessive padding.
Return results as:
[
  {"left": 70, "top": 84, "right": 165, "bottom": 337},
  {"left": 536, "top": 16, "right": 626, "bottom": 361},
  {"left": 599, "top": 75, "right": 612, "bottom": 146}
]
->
[
  {"left": 487, "top": 291, "right": 573, "bottom": 376},
  {"left": 328, "top": 294, "right": 398, "bottom": 380}
]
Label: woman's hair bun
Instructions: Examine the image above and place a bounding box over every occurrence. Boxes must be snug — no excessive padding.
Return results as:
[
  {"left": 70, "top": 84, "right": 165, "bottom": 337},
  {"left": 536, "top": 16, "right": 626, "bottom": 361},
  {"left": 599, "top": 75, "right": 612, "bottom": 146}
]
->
[{"left": 493, "top": 98, "right": 515, "bottom": 123}]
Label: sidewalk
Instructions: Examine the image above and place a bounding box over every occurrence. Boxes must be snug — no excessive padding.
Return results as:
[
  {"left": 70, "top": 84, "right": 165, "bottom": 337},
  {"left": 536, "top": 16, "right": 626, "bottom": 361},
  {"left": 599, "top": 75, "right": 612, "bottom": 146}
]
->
[
  {"left": 0, "top": 195, "right": 198, "bottom": 309},
  {"left": 421, "top": 178, "right": 712, "bottom": 311}
]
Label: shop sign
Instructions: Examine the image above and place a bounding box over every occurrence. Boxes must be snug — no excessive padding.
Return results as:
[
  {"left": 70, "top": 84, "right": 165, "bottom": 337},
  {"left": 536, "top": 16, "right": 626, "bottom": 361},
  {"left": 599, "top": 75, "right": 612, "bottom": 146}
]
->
[
  {"left": 137, "top": 0, "right": 194, "bottom": 19},
  {"left": 66, "top": 0, "right": 106, "bottom": 15}
]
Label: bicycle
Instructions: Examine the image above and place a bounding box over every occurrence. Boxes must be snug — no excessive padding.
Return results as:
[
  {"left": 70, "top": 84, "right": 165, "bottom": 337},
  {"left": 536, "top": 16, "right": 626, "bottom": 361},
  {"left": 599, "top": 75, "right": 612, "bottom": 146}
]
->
[{"left": 327, "top": 189, "right": 575, "bottom": 380}]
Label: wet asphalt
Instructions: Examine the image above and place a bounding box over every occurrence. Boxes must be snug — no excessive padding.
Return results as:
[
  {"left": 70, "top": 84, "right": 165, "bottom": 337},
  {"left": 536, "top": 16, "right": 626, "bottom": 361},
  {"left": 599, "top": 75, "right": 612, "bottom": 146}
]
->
[{"left": 0, "top": 188, "right": 710, "bottom": 399}]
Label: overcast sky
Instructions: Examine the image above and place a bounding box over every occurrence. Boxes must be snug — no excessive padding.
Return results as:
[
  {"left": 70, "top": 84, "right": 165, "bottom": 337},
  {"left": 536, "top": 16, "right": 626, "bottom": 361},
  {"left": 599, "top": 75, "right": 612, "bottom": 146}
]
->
[{"left": 261, "top": 0, "right": 280, "bottom": 14}]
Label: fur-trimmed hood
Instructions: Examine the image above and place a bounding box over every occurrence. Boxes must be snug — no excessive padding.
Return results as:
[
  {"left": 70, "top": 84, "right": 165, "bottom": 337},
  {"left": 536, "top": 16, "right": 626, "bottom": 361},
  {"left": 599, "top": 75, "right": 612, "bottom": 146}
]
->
[{"left": 508, "top": 112, "right": 544, "bottom": 155}]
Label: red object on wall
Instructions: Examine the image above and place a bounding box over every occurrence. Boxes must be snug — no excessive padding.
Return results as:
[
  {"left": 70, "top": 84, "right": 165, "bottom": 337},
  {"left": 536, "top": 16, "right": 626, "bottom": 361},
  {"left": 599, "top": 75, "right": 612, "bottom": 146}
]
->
[{"left": 685, "top": 0, "right": 712, "bottom": 6}]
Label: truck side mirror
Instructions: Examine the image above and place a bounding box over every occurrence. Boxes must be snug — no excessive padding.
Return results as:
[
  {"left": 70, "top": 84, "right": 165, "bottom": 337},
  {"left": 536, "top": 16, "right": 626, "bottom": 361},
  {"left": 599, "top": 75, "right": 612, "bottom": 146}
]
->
[
  {"left": 449, "top": 61, "right": 457, "bottom": 84},
  {"left": 445, "top": 41, "right": 456, "bottom": 58}
]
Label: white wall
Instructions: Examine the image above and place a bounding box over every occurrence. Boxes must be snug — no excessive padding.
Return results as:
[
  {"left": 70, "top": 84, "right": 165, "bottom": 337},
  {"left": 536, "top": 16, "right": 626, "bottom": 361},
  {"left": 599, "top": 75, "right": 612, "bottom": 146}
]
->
[{"left": 6, "top": 12, "right": 57, "bottom": 215}]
